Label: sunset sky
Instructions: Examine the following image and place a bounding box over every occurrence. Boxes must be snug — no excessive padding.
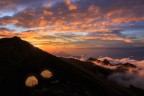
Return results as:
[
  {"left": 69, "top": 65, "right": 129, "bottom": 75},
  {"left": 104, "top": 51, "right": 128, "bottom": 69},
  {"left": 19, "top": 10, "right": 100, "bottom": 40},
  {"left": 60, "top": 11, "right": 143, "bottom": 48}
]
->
[{"left": 0, "top": 0, "right": 144, "bottom": 58}]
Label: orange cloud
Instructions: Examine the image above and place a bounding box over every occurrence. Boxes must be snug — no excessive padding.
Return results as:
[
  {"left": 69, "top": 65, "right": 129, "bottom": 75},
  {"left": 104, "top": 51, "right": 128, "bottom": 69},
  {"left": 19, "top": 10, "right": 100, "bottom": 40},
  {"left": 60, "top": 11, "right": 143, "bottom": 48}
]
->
[
  {"left": 0, "top": 0, "right": 144, "bottom": 51},
  {"left": 0, "top": 29, "right": 15, "bottom": 38},
  {"left": 65, "top": 0, "right": 71, "bottom": 5},
  {"left": 43, "top": 10, "right": 53, "bottom": 15},
  {"left": 68, "top": 4, "right": 77, "bottom": 11},
  {"left": 74, "top": 34, "right": 134, "bottom": 43}
]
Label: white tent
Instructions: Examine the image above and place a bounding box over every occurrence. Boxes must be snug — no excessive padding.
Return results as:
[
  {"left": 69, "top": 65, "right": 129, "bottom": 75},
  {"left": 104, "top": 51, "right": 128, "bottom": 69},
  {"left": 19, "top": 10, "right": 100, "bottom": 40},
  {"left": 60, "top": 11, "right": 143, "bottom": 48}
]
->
[
  {"left": 41, "top": 70, "right": 53, "bottom": 79},
  {"left": 25, "top": 76, "right": 38, "bottom": 87}
]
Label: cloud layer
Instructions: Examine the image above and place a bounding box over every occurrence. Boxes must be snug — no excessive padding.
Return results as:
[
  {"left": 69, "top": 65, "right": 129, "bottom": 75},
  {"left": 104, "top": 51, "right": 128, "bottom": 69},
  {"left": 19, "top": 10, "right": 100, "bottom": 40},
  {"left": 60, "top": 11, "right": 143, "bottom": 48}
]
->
[
  {"left": 97, "top": 57, "right": 144, "bottom": 89},
  {"left": 0, "top": 0, "right": 144, "bottom": 52}
]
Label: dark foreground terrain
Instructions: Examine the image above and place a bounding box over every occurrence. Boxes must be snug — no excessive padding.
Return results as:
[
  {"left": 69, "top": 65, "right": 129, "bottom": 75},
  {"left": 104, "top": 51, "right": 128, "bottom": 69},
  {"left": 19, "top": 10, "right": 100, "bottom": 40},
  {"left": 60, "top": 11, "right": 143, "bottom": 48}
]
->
[{"left": 0, "top": 36, "right": 143, "bottom": 96}]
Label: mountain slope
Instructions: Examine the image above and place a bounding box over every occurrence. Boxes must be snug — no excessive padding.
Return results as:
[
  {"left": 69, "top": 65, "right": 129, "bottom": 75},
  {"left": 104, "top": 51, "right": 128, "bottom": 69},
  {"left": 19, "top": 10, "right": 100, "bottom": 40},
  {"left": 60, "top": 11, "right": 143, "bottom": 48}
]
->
[{"left": 0, "top": 36, "right": 139, "bottom": 96}]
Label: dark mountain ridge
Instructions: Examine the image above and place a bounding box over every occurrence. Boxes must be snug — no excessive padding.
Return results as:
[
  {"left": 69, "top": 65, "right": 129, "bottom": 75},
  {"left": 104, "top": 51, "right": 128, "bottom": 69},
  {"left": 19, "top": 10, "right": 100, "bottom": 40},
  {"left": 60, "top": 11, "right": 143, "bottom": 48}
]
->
[{"left": 0, "top": 36, "right": 142, "bottom": 96}]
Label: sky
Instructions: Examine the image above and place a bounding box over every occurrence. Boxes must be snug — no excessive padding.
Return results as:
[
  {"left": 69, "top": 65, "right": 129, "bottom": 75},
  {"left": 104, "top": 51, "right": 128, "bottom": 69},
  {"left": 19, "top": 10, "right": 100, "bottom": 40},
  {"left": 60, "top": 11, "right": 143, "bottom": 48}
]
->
[{"left": 0, "top": 0, "right": 144, "bottom": 58}]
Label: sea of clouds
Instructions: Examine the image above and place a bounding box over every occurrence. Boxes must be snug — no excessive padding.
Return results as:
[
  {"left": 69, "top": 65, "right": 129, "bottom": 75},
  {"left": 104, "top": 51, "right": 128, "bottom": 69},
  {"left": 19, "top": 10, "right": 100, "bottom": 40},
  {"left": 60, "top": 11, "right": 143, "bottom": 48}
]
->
[
  {"left": 63, "top": 55, "right": 144, "bottom": 89},
  {"left": 94, "top": 57, "right": 144, "bottom": 89}
]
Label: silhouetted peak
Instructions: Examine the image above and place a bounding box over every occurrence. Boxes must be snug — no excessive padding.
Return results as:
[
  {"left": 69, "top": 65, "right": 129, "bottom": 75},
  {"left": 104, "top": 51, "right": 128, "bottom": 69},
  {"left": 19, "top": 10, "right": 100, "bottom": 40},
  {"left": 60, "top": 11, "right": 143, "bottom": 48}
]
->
[
  {"left": 0, "top": 36, "right": 22, "bottom": 43},
  {"left": 0, "top": 37, "right": 37, "bottom": 57},
  {"left": 0, "top": 36, "right": 53, "bottom": 61},
  {"left": 87, "top": 57, "right": 97, "bottom": 61},
  {"left": 0, "top": 36, "right": 30, "bottom": 46},
  {"left": 12, "top": 36, "right": 21, "bottom": 40}
]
